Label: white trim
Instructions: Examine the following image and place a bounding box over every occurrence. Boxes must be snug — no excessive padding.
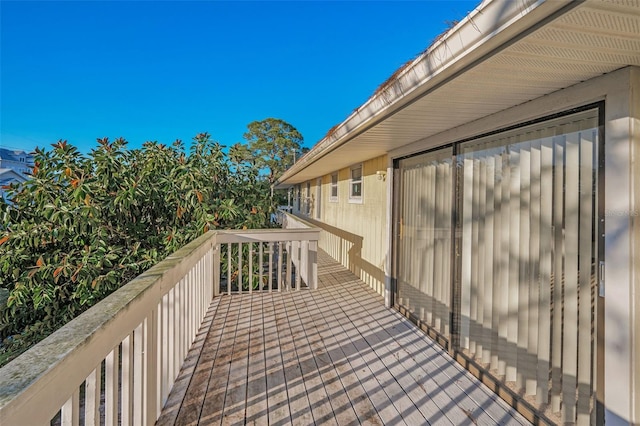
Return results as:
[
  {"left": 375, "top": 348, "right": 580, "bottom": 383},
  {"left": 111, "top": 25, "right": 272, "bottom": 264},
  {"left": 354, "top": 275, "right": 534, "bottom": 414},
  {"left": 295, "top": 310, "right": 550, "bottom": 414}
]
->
[{"left": 384, "top": 160, "right": 393, "bottom": 308}]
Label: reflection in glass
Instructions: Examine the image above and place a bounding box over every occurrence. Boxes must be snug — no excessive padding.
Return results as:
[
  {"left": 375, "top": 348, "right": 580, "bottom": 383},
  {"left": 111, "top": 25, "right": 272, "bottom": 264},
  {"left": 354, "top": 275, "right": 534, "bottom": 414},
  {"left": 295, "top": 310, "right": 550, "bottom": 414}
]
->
[{"left": 459, "top": 109, "right": 599, "bottom": 424}]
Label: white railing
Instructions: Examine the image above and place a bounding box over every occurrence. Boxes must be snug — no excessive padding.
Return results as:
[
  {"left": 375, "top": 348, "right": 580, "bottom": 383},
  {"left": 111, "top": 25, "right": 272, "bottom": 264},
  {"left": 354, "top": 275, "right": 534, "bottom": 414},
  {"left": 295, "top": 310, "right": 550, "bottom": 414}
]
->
[
  {"left": 214, "top": 228, "right": 320, "bottom": 294},
  {"left": 0, "top": 228, "right": 319, "bottom": 426},
  {"left": 278, "top": 209, "right": 312, "bottom": 230}
]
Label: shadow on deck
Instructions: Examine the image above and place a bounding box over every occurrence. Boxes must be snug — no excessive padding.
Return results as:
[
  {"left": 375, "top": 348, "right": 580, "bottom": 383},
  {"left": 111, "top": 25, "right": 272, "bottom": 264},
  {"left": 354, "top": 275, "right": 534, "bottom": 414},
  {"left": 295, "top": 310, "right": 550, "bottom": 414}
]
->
[{"left": 157, "top": 250, "right": 530, "bottom": 425}]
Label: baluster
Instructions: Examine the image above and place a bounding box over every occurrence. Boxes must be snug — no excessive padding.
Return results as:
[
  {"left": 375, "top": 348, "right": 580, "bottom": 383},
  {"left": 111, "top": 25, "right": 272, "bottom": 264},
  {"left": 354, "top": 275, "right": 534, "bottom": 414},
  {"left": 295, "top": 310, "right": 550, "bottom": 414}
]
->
[
  {"left": 145, "top": 311, "right": 158, "bottom": 423},
  {"left": 84, "top": 366, "right": 101, "bottom": 426},
  {"left": 268, "top": 242, "right": 274, "bottom": 292},
  {"left": 105, "top": 347, "right": 119, "bottom": 426},
  {"left": 227, "top": 243, "right": 232, "bottom": 295},
  {"left": 295, "top": 240, "right": 301, "bottom": 291},
  {"left": 259, "top": 242, "right": 264, "bottom": 292},
  {"left": 238, "top": 242, "right": 243, "bottom": 293},
  {"left": 249, "top": 242, "right": 253, "bottom": 294},
  {"left": 309, "top": 240, "right": 318, "bottom": 290},
  {"left": 61, "top": 388, "right": 80, "bottom": 426},
  {"left": 286, "top": 241, "right": 292, "bottom": 291},
  {"left": 133, "top": 322, "right": 145, "bottom": 425},
  {"left": 214, "top": 244, "right": 221, "bottom": 297},
  {"left": 122, "top": 334, "right": 133, "bottom": 426},
  {"left": 278, "top": 242, "right": 283, "bottom": 292}
]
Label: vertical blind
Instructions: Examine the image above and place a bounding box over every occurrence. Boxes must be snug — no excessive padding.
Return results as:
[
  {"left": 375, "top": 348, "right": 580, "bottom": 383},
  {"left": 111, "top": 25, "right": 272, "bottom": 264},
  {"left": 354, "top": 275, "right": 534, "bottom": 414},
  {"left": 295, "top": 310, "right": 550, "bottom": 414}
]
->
[
  {"left": 395, "top": 107, "right": 600, "bottom": 424},
  {"left": 397, "top": 148, "right": 453, "bottom": 339}
]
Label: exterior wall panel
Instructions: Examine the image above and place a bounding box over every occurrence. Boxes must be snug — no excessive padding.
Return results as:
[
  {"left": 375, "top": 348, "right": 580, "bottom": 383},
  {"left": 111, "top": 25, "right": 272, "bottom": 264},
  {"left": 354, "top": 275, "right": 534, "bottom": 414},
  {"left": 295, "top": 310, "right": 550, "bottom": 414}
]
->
[{"left": 293, "top": 155, "right": 388, "bottom": 296}]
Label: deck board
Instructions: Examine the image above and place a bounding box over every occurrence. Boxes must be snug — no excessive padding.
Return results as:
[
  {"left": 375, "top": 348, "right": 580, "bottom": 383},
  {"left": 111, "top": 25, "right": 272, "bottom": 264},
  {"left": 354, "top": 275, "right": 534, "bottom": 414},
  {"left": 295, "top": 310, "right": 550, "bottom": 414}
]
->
[
  {"left": 157, "top": 250, "right": 530, "bottom": 426},
  {"left": 245, "top": 293, "right": 268, "bottom": 425}
]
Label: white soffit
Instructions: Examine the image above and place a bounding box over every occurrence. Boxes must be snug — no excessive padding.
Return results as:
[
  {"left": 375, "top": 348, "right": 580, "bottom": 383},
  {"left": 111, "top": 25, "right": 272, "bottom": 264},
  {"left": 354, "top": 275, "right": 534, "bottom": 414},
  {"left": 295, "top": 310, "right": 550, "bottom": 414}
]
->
[{"left": 277, "top": 0, "right": 640, "bottom": 186}]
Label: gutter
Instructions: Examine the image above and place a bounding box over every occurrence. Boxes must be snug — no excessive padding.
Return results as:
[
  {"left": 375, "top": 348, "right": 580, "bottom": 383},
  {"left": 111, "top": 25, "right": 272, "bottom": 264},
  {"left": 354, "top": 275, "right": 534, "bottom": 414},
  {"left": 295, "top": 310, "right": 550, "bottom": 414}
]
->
[{"left": 275, "top": 0, "right": 578, "bottom": 187}]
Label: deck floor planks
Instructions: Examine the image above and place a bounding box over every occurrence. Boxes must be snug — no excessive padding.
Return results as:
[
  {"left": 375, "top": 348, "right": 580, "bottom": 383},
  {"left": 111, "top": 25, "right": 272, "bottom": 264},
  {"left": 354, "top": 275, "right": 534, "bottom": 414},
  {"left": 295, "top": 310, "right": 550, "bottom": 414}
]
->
[
  {"left": 347, "top": 301, "right": 459, "bottom": 424},
  {"left": 337, "top": 283, "right": 469, "bottom": 425},
  {"left": 262, "top": 293, "right": 292, "bottom": 426},
  {"left": 356, "top": 288, "right": 495, "bottom": 423},
  {"left": 321, "top": 295, "right": 405, "bottom": 424},
  {"left": 159, "top": 249, "right": 531, "bottom": 426},
  {"left": 325, "top": 285, "right": 427, "bottom": 424},
  {"left": 311, "top": 298, "right": 384, "bottom": 425},
  {"left": 273, "top": 292, "right": 315, "bottom": 425},
  {"left": 360, "top": 293, "right": 529, "bottom": 426},
  {"left": 221, "top": 295, "right": 252, "bottom": 424},
  {"left": 349, "top": 282, "right": 530, "bottom": 426},
  {"left": 289, "top": 291, "right": 354, "bottom": 426},
  {"left": 244, "top": 291, "right": 268, "bottom": 425},
  {"left": 197, "top": 296, "right": 242, "bottom": 425},
  {"left": 323, "top": 279, "right": 435, "bottom": 425},
  {"left": 157, "top": 297, "right": 221, "bottom": 426},
  {"left": 173, "top": 297, "right": 226, "bottom": 426}
]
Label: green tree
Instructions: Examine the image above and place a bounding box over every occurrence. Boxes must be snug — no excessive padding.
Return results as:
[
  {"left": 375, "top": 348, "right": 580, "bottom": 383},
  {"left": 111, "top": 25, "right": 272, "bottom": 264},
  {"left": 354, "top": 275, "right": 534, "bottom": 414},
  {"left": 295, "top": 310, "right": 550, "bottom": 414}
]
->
[
  {"left": 228, "top": 142, "right": 254, "bottom": 165},
  {"left": 243, "top": 118, "right": 303, "bottom": 184},
  {"left": 0, "top": 133, "right": 275, "bottom": 364}
]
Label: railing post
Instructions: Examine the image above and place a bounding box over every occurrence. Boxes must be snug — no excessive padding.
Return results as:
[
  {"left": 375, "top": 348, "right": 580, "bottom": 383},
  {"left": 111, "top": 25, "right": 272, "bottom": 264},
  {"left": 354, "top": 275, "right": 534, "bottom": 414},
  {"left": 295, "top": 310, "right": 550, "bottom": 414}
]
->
[
  {"left": 295, "top": 240, "right": 301, "bottom": 291},
  {"left": 309, "top": 240, "right": 318, "bottom": 290},
  {"left": 213, "top": 243, "right": 220, "bottom": 297},
  {"left": 156, "top": 304, "right": 164, "bottom": 418},
  {"left": 286, "top": 241, "right": 292, "bottom": 291}
]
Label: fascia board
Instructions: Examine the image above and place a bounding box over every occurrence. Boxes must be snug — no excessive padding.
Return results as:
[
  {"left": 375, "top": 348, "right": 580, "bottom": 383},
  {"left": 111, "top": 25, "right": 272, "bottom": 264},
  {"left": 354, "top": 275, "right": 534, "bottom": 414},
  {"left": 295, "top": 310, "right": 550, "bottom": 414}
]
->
[{"left": 276, "top": 0, "right": 575, "bottom": 186}]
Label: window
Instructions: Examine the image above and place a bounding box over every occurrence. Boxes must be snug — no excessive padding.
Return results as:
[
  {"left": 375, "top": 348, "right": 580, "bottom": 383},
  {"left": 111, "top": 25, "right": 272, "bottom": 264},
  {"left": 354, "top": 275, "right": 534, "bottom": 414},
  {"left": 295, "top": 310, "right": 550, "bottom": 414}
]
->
[
  {"left": 349, "top": 164, "right": 363, "bottom": 203},
  {"left": 330, "top": 173, "right": 338, "bottom": 202}
]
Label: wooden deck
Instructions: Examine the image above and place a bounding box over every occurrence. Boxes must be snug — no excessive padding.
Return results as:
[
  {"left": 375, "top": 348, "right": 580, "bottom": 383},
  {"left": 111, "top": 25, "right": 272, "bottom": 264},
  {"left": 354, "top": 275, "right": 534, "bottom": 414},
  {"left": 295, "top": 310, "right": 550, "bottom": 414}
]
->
[{"left": 157, "top": 250, "right": 530, "bottom": 426}]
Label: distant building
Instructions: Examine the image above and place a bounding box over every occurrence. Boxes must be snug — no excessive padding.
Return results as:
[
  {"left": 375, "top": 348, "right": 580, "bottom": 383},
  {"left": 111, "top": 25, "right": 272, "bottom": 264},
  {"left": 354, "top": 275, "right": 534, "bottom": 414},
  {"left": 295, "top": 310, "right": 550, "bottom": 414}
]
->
[
  {"left": 0, "top": 148, "right": 34, "bottom": 175},
  {"left": 0, "top": 168, "right": 28, "bottom": 201}
]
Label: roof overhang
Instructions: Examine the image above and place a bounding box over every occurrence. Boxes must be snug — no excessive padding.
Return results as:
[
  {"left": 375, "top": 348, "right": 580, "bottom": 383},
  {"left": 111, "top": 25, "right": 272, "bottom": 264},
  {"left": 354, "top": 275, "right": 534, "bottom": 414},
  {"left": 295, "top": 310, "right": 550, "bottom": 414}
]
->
[
  {"left": 276, "top": 0, "right": 640, "bottom": 187},
  {"left": 0, "top": 168, "right": 28, "bottom": 182}
]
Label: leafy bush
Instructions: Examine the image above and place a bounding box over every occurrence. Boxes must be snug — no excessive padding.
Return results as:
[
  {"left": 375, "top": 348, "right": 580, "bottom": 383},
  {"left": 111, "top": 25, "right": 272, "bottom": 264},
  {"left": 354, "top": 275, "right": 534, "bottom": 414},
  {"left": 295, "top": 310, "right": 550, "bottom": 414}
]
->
[{"left": 0, "top": 133, "right": 275, "bottom": 363}]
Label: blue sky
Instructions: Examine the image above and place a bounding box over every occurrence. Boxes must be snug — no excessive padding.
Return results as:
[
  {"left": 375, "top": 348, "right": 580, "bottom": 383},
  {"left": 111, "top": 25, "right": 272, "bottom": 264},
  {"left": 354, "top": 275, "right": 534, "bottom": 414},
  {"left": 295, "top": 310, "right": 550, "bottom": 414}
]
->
[{"left": 1, "top": 1, "right": 478, "bottom": 154}]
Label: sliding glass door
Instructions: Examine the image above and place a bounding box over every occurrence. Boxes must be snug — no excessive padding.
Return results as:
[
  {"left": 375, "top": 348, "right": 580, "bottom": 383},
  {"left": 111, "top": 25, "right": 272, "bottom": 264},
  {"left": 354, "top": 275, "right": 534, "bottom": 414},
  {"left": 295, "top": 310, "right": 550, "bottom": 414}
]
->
[
  {"left": 395, "top": 147, "right": 453, "bottom": 340},
  {"left": 393, "top": 106, "right": 603, "bottom": 424},
  {"left": 458, "top": 108, "right": 601, "bottom": 424}
]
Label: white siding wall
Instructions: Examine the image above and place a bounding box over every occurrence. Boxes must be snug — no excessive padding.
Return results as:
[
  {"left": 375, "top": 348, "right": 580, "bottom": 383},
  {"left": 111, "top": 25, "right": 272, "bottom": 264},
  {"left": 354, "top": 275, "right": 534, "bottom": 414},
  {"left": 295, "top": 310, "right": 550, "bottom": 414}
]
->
[{"left": 293, "top": 156, "right": 388, "bottom": 296}]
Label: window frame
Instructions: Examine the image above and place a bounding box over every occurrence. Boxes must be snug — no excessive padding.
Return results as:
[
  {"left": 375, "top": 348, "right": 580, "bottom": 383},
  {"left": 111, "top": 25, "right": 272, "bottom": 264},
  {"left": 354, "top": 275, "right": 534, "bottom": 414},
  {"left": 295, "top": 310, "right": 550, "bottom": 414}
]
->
[
  {"left": 329, "top": 173, "right": 338, "bottom": 202},
  {"left": 348, "top": 164, "right": 363, "bottom": 204}
]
